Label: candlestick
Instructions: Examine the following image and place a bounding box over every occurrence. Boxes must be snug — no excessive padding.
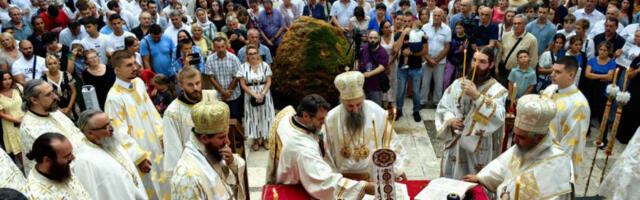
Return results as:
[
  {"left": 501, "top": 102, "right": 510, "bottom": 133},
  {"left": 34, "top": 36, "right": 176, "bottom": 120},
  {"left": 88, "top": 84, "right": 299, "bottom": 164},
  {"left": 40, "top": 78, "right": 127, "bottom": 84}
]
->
[
  {"left": 273, "top": 188, "right": 279, "bottom": 200},
  {"left": 471, "top": 58, "right": 478, "bottom": 82},
  {"left": 510, "top": 83, "right": 517, "bottom": 110},
  {"left": 514, "top": 176, "right": 521, "bottom": 200},
  {"left": 622, "top": 68, "right": 629, "bottom": 92},
  {"left": 386, "top": 108, "right": 397, "bottom": 148},
  {"left": 612, "top": 67, "right": 619, "bottom": 84},
  {"left": 372, "top": 115, "right": 379, "bottom": 149},
  {"left": 462, "top": 49, "right": 467, "bottom": 81}
]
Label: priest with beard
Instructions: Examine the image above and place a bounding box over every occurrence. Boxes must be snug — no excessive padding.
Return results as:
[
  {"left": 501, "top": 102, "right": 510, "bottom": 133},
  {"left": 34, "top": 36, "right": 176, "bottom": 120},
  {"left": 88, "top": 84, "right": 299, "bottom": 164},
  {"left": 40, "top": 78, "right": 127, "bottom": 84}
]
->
[
  {"left": 162, "top": 66, "right": 204, "bottom": 181},
  {"left": 436, "top": 47, "right": 507, "bottom": 179},
  {"left": 19, "top": 79, "right": 85, "bottom": 176},
  {"left": 24, "top": 132, "right": 91, "bottom": 200},
  {"left": 322, "top": 71, "right": 408, "bottom": 181},
  {"left": 462, "top": 94, "right": 574, "bottom": 200},
  {"left": 265, "top": 94, "right": 375, "bottom": 199},
  {"left": 170, "top": 90, "right": 246, "bottom": 200},
  {"left": 73, "top": 110, "right": 148, "bottom": 200}
]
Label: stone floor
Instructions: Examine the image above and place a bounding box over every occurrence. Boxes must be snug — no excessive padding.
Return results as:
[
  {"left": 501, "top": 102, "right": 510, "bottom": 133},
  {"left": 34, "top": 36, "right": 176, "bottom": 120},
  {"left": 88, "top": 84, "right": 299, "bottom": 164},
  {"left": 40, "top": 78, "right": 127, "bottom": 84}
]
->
[{"left": 245, "top": 99, "right": 626, "bottom": 199}]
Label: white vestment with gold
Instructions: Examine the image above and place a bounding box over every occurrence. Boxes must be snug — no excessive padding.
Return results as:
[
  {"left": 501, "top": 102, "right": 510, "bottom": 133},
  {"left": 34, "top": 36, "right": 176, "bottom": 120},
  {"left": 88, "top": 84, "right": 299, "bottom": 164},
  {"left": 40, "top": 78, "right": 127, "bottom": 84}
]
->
[
  {"left": 543, "top": 85, "right": 590, "bottom": 176},
  {"left": 170, "top": 134, "right": 246, "bottom": 200},
  {"left": 599, "top": 127, "right": 640, "bottom": 200},
  {"left": 162, "top": 98, "right": 195, "bottom": 179},
  {"left": 477, "top": 136, "right": 573, "bottom": 200},
  {"left": 436, "top": 78, "right": 507, "bottom": 179},
  {"left": 105, "top": 78, "right": 167, "bottom": 199},
  {"left": 25, "top": 168, "right": 91, "bottom": 200},
  {"left": 266, "top": 106, "right": 369, "bottom": 200},
  {"left": 19, "top": 110, "right": 85, "bottom": 176},
  {"left": 323, "top": 100, "right": 408, "bottom": 180},
  {"left": 0, "top": 148, "right": 26, "bottom": 192},
  {"left": 73, "top": 139, "right": 148, "bottom": 200}
]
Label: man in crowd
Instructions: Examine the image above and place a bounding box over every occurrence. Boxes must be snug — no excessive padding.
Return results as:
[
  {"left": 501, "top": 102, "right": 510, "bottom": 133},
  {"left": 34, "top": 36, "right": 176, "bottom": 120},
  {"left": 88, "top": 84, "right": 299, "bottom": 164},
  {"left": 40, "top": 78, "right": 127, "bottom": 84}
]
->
[
  {"left": 474, "top": 6, "right": 498, "bottom": 50},
  {"left": 526, "top": 4, "right": 556, "bottom": 56},
  {"left": 323, "top": 71, "right": 407, "bottom": 181},
  {"left": 543, "top": 57, "right": 590, "bottom": 177},
  {"left": 163, "top": 66, "right": 203, "bottom": 181},
  {"left": 330, "top": 0, "right": 357, "bottom": 33},
  {"left": 140, "top": 24, "right": 174, "bottom": 76},
  {"left": 258, "top": 0, "right": 286, "bottom": 55},
  {"left": 105, "top": 50, "right": 166, "bottom": 199},
  {"left": 462, "top": 94, "right": 573, "bottom": 200},
  {"left": 354, "top": 30, "right": 388, "bottom": 105},
  {"left": 106, "top": 14, "right": 137, "bottom": 57},
  {"left": 302, "top": 0, "right": 326, "bottom": 20},
  {"left": 574, "top": 0, "right": 604, "bottom": 33},
  {"left": 0, "top": 148, "right": 26, "bottom": 192},
  {"left": 81, "top": 17, "right": 109, "bottom": 64},
  {"left": 225, "top": 16, "right": 247, "bottom": 53},
  {"left": 436, "top": 47, "right": 507, "bottom": 179},
  {"left": 394, "top": 11, "right": 427, "bottom": 121},
  {"left": 107, "top": 0, "right": 138, "bottom": 29},
  {"left": 170, "top": 90, "right": 246, "bottom": 199},
  {"left": 73, "top": 110, "right": 148, "bottom": 200},
  {"left": 164, "top": 10, "right": 190, "bottom": 47},
  {"left": 449, "top": 0, "right": 474, "bottom": 35},
  {"left": 24, "top": 133, "right": 91, "bottom": 199},
  {"left": 266, "top": 94, "right": 375, "bottom": 199},
  {"left": 421, "top": 8, "right": 450, "bottom": 108},
  {"left": 3, "top": 7, "right": 32, "bottom": 41},
  {"left": 498, "top": 14, "right": 537, "bottom": 85},
  {"left": 76, "top": 0, "right": 106, "bottom": 29},
  {"left": 206, "top": 37, "right": 242, "bottom": 120},
  {"left": 571, "top": 19, "right": 596, "bottom": 59},
  {"left": 39, "top": 4, "right": 69, "bottom": 32},
  {"left": 593, "top": 18, "right": 625, "bottom": 58},
  {"left": 19, "top": 79, "right": 85, "bottom": 176},
  {"left": 146, "top": 1, "right": 168, "bottom": 30},
  {"left": 238, "top": 29, "right": 273, "bottom": 64},
  {"left": 588, "top": 7, "right": 624, "bottom": 39},
  {"left": 132, "top": 11, "right": 152, "bottom": 40},
  {"left": 27, "top": 16, "right": 46, "bottom": 57},
  {"left": 58, "top": 20, "right": 87, "bottom": 48},
  {"left": 11, "top": 40, "right": 46, "bottom": 85}
]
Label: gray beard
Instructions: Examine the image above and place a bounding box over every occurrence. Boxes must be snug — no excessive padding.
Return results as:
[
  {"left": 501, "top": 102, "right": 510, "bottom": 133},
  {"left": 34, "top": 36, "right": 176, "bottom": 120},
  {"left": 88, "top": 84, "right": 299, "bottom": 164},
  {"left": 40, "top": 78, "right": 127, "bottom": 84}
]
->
[
  {"left": 514, "top": 144, "right": 532, "bottom": 157},
  {"left": 344, "top": 107, "right": 364, "bottom": 134},
  {"left": 98, "top": 136, "right": 120, "bottom": 153}
]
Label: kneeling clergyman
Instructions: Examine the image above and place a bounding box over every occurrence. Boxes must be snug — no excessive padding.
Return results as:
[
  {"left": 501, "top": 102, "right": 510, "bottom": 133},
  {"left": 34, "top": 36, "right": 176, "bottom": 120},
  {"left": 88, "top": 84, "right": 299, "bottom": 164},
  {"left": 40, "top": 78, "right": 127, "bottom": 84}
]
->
[
  {"left": 323, "top": 71, "right": 408, "bottom": 181},
  {"left": 170, "top": 90, "right": 246, "bottom": 200},
  {"left": 462, "top": 94, "right": 574, "bottom": 200},
  {"left": 266, "top": 94, "right": 375, "bottom": 199}
]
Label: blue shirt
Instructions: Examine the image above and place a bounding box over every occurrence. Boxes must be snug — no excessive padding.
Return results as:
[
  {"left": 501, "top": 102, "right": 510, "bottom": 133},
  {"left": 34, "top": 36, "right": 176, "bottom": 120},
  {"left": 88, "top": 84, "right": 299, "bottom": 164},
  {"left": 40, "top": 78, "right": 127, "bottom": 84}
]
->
[
  {"left": 258, "top": 9, "right": 287, "bottom": 45},
  {"left": 587, "top": 57, "right": 616, "bottom": 74},
  {"left": 99, "top": 25, "right": 129, "bottom": 35},
  {"left": 3, "top": 19, "right": 33, "bottom": 41},
  {"left": 303, "top": 3, "right": 327, "bottom": 20},
  {"left": 474, "top": 23, "right": 498, "bottom": 47},
  {"left": 449, "top": 13, "right": 477, "bottom": 35},
  {"left": 237, "top": 44, "right": 273, "bottom": 64},
  {"left": 367, "top": 15, "right": 392, "bottom": 32},
  {"left": 172, "top": 46, "right": 205, "bottom": 72},
  {"left": 140, "top": 35, "right": 175, "bottom": 77},
  {"left": 508, "top": 66, "right": 537, "bottom": 98},
  {"left": 525, "top": 20, "right": 557, "bottom": 55}
]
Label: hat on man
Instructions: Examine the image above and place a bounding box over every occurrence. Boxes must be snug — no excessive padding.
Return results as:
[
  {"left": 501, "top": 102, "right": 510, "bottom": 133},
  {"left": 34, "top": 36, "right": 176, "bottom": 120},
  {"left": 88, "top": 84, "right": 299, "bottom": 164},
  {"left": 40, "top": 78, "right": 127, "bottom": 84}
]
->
[
  {"left": 191, "top": 90, "right": 228, "bottom": 134},
  {"left": 514, "top": 94, "right": 557, "bottom": 134},
  {"left": 334, "top": 71, "right": 365, "bottom": 100}
]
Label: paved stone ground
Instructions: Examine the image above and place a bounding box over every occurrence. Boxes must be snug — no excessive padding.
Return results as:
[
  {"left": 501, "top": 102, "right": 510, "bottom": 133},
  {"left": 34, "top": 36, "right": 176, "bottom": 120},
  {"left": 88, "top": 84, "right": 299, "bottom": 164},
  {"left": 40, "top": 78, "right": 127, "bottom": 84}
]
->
[{"left": 245, "top": 99, "right": 625, "bottom": 199}]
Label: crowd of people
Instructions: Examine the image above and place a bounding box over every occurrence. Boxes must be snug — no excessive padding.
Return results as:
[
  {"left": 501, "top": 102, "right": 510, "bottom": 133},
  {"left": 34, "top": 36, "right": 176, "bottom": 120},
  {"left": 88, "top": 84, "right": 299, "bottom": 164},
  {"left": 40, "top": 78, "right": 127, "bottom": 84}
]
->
[{"left": 0, "top": 0, "right": 639, "bottom": 199}]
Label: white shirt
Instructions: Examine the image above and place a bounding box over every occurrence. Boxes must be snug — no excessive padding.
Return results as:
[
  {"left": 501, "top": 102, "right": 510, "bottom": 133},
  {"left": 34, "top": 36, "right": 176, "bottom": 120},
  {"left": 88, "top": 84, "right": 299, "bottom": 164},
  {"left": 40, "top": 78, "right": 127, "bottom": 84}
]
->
[
  {"left": 422, "top": 22, "right": 452, "bottom": 63},
  {"left": 11, "top": 55, "right": 46, "bottom": 82},
  {"left": 409, "top": 28, "right": 425, "bottom": 43},
  {"left": 620, "top": 23, "right": 639, "bottom": 44},
  {"left": 164, "top": 23, "right": 191, "bottom": 47},
  {"left": 106, "top": 31, "right": 136, "bottom": 53},
  {"left": 556, "top": 29, "right": 574, "bottom": 37},
  {"left": 573, "top": 8, "right": 605, "bottom": 33},
  {"left": 81, "top": 33, "right": 110, "bottom": 64},
  {"left": 566, "top": 32, "right": 596, "bottom": 59},
  {"left": 588, "top": 20, "right": 624, "bottom": 39},
  {"left": 59, "top": 26, "right": 88, "bottom": 48},
  {"left": 0, "top": 5, "right": 16, "bottom": 24},
  {"left": 119, "top": 10, "right": 139, "bottom": 29},
  {"left": 330, "top": 0, "right": 358, "bottom": 28}
]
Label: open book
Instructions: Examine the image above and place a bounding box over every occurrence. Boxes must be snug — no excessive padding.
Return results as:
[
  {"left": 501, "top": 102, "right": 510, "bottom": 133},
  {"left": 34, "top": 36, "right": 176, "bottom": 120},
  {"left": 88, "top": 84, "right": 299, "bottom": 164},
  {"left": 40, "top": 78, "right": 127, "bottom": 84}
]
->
[
  {"left": 362, "top": 183, "right": 410, "bottom": 200},
  {"left": 414, "top": 178, "right": 478, "bottom": 200}
]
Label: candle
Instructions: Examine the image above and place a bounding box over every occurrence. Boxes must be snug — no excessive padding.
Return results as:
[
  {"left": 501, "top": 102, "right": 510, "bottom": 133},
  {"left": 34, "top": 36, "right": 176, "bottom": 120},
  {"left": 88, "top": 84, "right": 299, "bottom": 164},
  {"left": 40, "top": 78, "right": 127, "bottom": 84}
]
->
[
  {"left": 510, "top": 83, "right": 517, "bottom": 110},
  {"left": 387, "top": 108, "right": 397, "bottom": 148},
  {"left": 462, "top": 49, "right": 467, "bottom": 81},
  {"left": 612, "top": 67, "right": 619, "bottom": 85},
  {"left": 382, "top": 109, "right": 390, "bottom": 146},
  {"left": 372, "top": 115, "right": 379, "bottom": 149},
  {"left": 622, "top": 68, "right": 629, "bottom": 92},
  {"left": 273, "top": 188, "right": 279, "bottom": 200},
  {"left": 514, "top": 176, "right": 521, "bottom": 200},
  {"left": 471, "top": 58, "right": 478, "bottom": 83}
]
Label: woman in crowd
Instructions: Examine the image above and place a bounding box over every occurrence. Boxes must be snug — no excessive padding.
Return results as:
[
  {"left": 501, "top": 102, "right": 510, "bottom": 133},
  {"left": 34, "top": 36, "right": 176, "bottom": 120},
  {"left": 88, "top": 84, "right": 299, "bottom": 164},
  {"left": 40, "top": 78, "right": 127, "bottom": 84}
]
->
[
  {"left": 67, "top": 41, "right": 85, "bottom": 80},
  {"left": 493, "top": 0, "right": 509, "bottom": 23},
  {"left": 224, "top": 0, "right": 236, "bottom": 16},
  {"left": 42, "top": 56, "right": 77, "bottom": 119},
  {"left": 0, "top": 33, "right": 20, "bottom": 72},
  {"left": 175, "top": 30, "right": 205, "bottom": 70},
  {"left": 0, "top": 70, "right": 24, "bottom": 164},
  {"left": 195, "top": 8, "right": 218, "bottom": 43},
  {"left": 43, "top": 32, "right": 70, "bottom": 72},
  {"left": 448, "top": 0, "right": 462, "bottom": 23},
  {"left": 280, "top": 0, "right": 300, "bottom": 27},
  {"left": 248, "top": 0, "right": 263, "bottom": 24},
  {"left": 380, "top": 20, "right": 396, "bottom": 110},
  {"left": 585, "top": 41, "right": 616, "bottom": 124},
  {"left": 619, "top": 0, "right": 634, "bottom": 26},
  {"left": 419, "top": 7, "right": 430, "bottom": 25},
  {"left": 498, "top": 10, "right": 516, "bottom": 41},
  {"left": 195, "top": 0, "right": 210, "bottom": 15},
  {"left": 82, "top": 49, "right": 116, "bottom": 109},
  {"left": 349, "top": 7, "right": 370, "bottom": 33},
  {"left": 445, "top": 21, "right": 469, "bottom": 90},
  {"left": 237, "top": 7, "right": 257, "bottom": 29},
  {"left": 191, "top": 23, "right": 211, "bottom": 57},
  {"left": 537, "top": 34, "right": 566, "bottom": 91},
  {"left": 210, "top": 0, "right": 227, "bottom": 31},
  {"left": 237, "top": 45, "right": 275, "bottom": 151},
  {"left": 565, "top": 36, "right": 587, "bottom": 86},
  {"left": 173, "top": 38, "right": 205, "bottom": 73}
]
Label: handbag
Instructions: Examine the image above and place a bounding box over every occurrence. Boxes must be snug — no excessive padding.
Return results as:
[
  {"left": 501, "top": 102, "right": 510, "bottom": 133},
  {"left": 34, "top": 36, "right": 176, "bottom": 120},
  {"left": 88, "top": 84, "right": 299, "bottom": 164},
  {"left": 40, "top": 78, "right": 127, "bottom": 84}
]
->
[
  {"left": 367, "top": 46, "right": 390, "bottom": 92},
  {"left": 498, "top": 34, "right": 525, "bottom": 76},
  {"left": 249, "top": 63, "right": 267, "bottom": 106}
]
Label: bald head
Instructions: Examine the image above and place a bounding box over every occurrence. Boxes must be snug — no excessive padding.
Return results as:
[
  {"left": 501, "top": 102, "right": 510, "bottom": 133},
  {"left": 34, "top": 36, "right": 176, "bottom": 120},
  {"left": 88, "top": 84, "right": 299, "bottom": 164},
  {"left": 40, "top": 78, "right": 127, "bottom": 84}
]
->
[
  {"left": 461, "top": 0, "right": 472, "bottom": 13},
  {"left": 432, "top": 8, "right": 444, "bottom": 24},
  {"left": 479, "top": 6, "right": 492, "bottom": 23},
  {"left": 606, "top": 7, "right": 618, "bottom": 19}
]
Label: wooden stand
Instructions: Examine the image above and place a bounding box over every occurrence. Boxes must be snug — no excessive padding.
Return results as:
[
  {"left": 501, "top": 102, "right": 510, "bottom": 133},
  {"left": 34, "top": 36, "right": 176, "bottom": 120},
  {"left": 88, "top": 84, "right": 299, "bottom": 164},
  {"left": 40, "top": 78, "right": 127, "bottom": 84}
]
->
[
  {"left": 229, "top": 119, "right": 250, "bottom": 199},
  {"left": 501, "top": 113, "right": 516, "bottom": 153}
]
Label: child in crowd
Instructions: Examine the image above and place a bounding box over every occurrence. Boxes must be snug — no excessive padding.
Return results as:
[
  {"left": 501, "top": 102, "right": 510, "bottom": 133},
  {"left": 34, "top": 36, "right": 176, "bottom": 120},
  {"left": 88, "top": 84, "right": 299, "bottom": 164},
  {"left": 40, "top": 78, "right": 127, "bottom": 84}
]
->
[
  {"left": 508, "top": 50, "right": 537, "bottom": 102},
  {"left": 557, "top": 14, "right": 576, "bottom": 37},
  {"left": 151, "top": 74, "right": 176, "bottom": 115},
  {"left": 402, "top": 20, "right": 428, "bottom": 69}
]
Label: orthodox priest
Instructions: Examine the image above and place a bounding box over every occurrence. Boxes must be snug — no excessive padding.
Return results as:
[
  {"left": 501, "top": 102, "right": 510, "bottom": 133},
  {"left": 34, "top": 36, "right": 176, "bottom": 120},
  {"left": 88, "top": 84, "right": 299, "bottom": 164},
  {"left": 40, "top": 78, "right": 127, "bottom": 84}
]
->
[
  {"left": 104, "top": 50, "right": 166, "bottom": 199},
  {"left": 0, "top": 148, "right": 26, "bottom": 192},
  {"left": 542, "top": 57, "right": 590, "bottom": 177},
  {"left": 266, "top": 94, "right": 375, "bottom": 199},
  {"left": 323, "top": 71, "right": 408, "bottom": 180},
  {"left": 73, "top": 110, "right": 148, "bottom": 200},
  {"left": 163, "top": 66, "right": 203, "bottom": 180},
  {"left": 436, "top": 47, "right": 507, "bottom": 179},
  {"left": 170, "top": 90, "right": 246, "bottom": 200},
  {"left": 20, "top": 79, "right": 85, "bottom": 176},
  {"left": 462, "top": 94, "right": 574, "bottom": 200}
]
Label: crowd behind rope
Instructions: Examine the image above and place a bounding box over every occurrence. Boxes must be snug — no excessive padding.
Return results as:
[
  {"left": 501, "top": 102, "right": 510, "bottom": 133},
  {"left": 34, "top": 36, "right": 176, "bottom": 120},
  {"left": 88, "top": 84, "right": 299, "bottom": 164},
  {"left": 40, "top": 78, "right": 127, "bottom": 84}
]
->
[{"left": 0, "top": 0, "right": 639, "bottom": 199}]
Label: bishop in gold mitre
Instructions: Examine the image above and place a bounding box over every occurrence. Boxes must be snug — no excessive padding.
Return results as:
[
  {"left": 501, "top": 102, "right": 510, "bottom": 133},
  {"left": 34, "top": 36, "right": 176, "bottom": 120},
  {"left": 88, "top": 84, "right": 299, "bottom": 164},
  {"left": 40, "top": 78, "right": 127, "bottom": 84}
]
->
[
  {"left": 170, "top": 89, "right": 246, "bottom": 200},
  {"left": 322, "top": 71, "right": 408, "bottom": 181}
]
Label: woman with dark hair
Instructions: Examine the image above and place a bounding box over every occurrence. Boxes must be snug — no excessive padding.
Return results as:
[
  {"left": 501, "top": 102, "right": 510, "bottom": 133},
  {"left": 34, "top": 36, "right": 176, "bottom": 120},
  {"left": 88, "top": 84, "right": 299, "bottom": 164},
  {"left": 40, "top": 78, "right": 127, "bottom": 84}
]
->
[
  {"left": 0, "top": 70, "right": 24, "bottom": 164},
  {"left": 195, "top": 0, "right": 210, "bottom": 15},
  {"left": 379, "top": 20, "right": 396, "bottom": 109},
  {"left": 537, "top": 34, "right": 566, "bottom": 91},
  {"left": 445, "top": 21, "right": 469, "bottom": 90},
  {"left": 210, "top": 0, "right": 226, "bottom": 31},
  {"left": 348, "top": 6, "right": 370, "bottom": 33},
  {"left": 223, "top": 0, "right": 236, "bottom": 16},
  {"left": 619, "top": 0, "right": 634, "bottom": 26},
  {"left": 237, "top": 7, "right": 256, "bottom": 29},
  {"left": 585, "top": 41, "right": 616, "bottom": 128},
  {"left": 42, "top": 32, "right": 70, "bottom": 72}
]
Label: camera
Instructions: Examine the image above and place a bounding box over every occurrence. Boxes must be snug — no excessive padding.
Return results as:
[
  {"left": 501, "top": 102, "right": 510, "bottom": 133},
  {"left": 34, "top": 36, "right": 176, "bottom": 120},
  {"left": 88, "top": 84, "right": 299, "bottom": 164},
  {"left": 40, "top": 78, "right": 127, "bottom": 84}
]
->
[{"left": 188, "top": 53, "right": 201, "bottom": 65}]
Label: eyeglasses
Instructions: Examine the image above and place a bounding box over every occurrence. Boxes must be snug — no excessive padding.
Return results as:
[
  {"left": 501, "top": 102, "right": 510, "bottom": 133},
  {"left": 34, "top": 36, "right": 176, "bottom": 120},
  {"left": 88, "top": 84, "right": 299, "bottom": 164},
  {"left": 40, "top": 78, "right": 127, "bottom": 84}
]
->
[
  {"left": 91, "top": 120, "right": 113, "bottom": 131},
  {"left": 247, "top": 52, "right": 258, "bottom": 55}
]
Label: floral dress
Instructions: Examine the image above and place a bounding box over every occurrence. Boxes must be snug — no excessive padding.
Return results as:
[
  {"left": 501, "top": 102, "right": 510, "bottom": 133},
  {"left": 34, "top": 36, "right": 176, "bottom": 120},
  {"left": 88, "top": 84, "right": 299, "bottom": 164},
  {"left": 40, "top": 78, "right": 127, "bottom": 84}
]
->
[
  {"left": 0, "top": 88, "right": 25, "bottom": 154},
  {"left": 236, "top": 61, "right": 275, "bottom": 140}
]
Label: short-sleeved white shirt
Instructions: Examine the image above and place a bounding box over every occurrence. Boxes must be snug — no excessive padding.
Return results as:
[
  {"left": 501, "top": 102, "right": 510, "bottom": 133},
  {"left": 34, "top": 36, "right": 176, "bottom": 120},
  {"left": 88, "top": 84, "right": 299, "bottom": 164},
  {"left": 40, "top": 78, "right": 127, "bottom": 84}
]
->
[
  {"left": 330, "top": 0, "right": 358, "bottom": 28},
  {"left": 11, "top": 56, "right": 47, "bottom": 82},
  {"left": 573, "top": 9, "right": 605, "bottom": 33},
  {"left": 422, "top": 22, "right": 452, "bottom": 63},
  {"left": 81, "top": 34, "right": 110, "bottom": 64},
  {"left": 106, "top": 31, "right": 137, "bottom": 53}
]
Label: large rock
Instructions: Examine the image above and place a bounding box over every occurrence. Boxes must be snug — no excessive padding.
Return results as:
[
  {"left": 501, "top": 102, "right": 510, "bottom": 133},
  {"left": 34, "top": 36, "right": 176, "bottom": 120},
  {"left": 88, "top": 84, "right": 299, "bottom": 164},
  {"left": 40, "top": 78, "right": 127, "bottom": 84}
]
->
[{"left": 272, "top": 16, "right": 351, "bottom": 108}]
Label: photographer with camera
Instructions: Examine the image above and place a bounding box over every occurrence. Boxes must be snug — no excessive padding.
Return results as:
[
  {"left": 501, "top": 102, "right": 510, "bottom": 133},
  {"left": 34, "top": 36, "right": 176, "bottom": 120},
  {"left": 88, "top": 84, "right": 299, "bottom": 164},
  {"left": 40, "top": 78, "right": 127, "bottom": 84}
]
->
[
  {"left": 172, "top": 38, "right": 205, "bottom": 73},
  {"left": 354, "top": 30, "right": 389, "bottom": 106}
]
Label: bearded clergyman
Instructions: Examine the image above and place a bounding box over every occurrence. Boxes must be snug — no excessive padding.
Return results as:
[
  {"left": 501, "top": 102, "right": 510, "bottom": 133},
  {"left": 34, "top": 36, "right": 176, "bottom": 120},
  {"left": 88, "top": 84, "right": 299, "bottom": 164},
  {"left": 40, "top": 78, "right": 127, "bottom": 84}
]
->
[
  {"left": 323, "top": 71, "right": 408, "bottom": 181},
  {"left": 462, "top": 94, "right": 574, "bottom": 200}
]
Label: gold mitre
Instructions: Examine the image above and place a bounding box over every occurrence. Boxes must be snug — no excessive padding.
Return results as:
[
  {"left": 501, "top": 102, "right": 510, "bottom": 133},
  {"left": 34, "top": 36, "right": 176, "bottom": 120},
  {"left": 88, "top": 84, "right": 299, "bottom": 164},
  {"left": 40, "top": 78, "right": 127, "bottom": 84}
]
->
[
  {"left": 334, "top": 71, "right": 365, "bottom": 100},
  {"left": 191, "top": 90, "right": 229, "bottom": 134},
  {"left": 514, "top": 94, "right": 557, "bottom": 134}
]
